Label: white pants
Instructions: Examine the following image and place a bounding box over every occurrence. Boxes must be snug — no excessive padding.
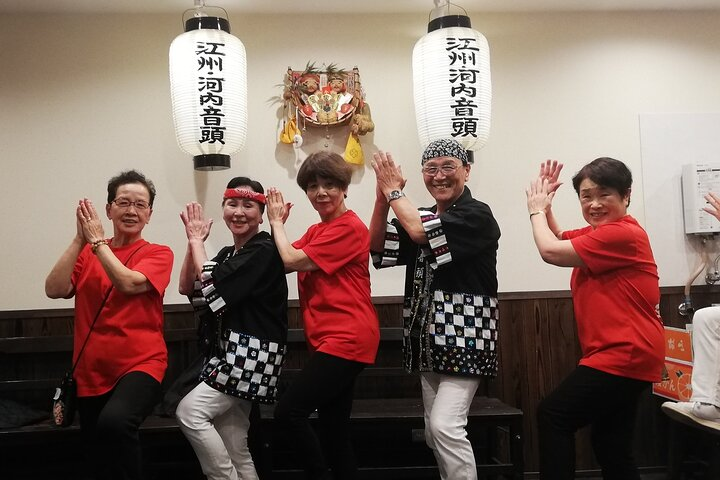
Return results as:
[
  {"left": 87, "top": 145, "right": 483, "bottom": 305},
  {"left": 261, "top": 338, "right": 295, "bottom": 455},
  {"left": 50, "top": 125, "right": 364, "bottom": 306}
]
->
[
  {"left": 690, "top": 307, "right": 720, "bottom": 407},
  {"left": 176, "top": 382, "right": 258, "bottom": 480},
  {"left": 420, "top": 372, "right": 481, "bottom": 480}
]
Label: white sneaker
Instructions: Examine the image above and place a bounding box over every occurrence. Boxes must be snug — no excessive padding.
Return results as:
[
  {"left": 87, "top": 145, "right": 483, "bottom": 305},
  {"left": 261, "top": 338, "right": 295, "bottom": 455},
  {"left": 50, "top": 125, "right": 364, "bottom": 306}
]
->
[
  {"left": 661, "top": 401, "right": 720, "bottom": 433},
  {"left": 692, "top": 402, "right": 720, "bottom": 421}
]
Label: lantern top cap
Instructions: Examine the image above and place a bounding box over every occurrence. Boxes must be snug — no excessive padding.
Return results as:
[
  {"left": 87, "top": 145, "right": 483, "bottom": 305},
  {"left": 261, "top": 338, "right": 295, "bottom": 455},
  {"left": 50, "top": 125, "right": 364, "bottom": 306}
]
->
[
  {"left": 181, "top": 4, "right": 231, "bottom": 32},
  {"left": 421, "top": 139, "right": 471, "bottom": 165},
  {"left": 184, "top": 16, "right": 230, "bottom": 33},
  {"left": 428, "top": 1, "right": 471, "bottom": 32},
  {"left": 427, "top": 14, "right": 471, "bottom": 32}
]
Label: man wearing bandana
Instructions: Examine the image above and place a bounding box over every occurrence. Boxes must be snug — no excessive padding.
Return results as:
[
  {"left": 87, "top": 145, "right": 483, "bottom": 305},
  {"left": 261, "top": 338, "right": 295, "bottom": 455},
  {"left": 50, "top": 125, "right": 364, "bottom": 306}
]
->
[
  {"left": 176, "top": 177, "right": 289, "bottom": 480},
  {"left": 369, "top": 139, "right": 501, "bottom": 480}
]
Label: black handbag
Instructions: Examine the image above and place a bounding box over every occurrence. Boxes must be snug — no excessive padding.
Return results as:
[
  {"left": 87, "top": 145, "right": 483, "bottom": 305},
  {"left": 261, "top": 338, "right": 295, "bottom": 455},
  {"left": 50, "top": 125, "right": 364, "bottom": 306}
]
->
[
  {"left": 52, "top": 243, "right": 147, "bottom": 427},
  {"left": 52, "top": 371, "right": 77, "bottom": 427}
]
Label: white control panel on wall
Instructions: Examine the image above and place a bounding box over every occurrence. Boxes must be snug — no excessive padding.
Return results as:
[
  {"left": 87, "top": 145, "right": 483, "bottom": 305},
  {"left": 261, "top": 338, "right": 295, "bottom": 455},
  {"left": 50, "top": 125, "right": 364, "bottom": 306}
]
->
[{"left": 682, "top": 163, "right": 720, "bottom": 235}]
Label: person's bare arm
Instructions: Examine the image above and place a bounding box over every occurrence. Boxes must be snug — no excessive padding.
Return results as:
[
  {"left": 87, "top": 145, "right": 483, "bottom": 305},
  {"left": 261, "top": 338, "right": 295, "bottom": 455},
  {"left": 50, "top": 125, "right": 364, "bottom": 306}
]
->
[{"left": 266, "top": 187, "right": 318, "bottom": 273}]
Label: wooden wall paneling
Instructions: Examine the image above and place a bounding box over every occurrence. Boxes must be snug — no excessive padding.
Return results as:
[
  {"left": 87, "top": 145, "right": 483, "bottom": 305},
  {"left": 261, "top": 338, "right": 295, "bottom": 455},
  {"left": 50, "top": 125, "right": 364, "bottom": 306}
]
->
[{"left": 495, "top": 294, "right": 586, "bottom": 472}]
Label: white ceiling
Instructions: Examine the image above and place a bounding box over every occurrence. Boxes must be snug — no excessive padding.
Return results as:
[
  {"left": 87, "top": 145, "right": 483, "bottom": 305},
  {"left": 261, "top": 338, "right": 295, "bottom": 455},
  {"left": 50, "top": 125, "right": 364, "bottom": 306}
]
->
[{"left": 2, "top": 0, "right": 720, "bottom": 14}]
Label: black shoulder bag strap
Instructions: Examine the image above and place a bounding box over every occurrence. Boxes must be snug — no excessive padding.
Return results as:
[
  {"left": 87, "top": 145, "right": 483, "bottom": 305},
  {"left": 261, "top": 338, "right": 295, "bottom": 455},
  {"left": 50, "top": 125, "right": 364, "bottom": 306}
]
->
[{"left": 69, "top": 242, "right": 149, "bottom": 375}]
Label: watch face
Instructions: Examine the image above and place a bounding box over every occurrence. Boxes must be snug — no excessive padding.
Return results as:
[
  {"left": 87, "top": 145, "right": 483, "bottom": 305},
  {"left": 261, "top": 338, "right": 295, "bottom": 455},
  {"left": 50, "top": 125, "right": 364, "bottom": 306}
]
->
[{"left": 389, "top": 190, "right": 404, "bottom": 201}]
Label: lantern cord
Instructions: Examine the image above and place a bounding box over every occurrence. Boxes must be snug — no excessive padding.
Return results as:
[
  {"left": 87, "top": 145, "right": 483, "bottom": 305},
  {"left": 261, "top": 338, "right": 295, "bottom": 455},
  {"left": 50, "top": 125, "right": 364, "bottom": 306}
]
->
[
  {"left": 182, "top": 3, "right": 230, "bottom": 25},
  {"left": 433, "top": 0, "right": 450, "bottom": 11},
  {"left": 429, "top": 1, "right": 468, "bottom": 19}
]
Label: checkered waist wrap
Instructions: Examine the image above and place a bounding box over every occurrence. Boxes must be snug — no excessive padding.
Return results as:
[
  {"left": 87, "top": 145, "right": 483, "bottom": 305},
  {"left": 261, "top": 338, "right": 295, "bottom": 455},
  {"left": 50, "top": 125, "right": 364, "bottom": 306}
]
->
[
  {"left": 404, "top": 289, "right": 499, "bottom": 377},
  {"left": 201, "top": 329, "right": 287, "bottom": 404}
]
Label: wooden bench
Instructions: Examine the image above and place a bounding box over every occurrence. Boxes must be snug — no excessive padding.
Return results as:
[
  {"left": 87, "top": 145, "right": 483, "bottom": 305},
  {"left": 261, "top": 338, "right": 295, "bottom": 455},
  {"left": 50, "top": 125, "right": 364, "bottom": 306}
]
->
[
  {"left": 0, "top": 304, "right": 524, "bottom": 479},
  {"left": 255, "top": 396, "right": 523, "bottom": 479},
  {"left": 0, "top": 397, "right": 522, "bottom": 480}
]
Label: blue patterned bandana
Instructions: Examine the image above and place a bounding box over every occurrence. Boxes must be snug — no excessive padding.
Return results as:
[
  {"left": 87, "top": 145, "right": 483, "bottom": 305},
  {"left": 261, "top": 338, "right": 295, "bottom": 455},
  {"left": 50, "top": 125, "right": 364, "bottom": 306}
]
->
[{"left": 421, "top": 139, "right": 470, "bottom": 165}]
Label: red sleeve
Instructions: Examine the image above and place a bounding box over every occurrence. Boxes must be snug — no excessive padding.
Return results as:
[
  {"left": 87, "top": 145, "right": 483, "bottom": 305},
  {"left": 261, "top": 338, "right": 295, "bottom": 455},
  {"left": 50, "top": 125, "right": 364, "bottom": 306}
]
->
[
  {"left": 561, "top": 225, "right": 592, "bottom": 240},
  {"left": 131, "top": 244, "right": 174, "bottom": 296},
  {"left": 71, "top": 245, "right": 91, "bottom": 290},
  {"left": 568, "top": 222, "right": 639, "bottom": 275},
  {"left": 293, "top": 214, "right": 369, "bottom": 276}
]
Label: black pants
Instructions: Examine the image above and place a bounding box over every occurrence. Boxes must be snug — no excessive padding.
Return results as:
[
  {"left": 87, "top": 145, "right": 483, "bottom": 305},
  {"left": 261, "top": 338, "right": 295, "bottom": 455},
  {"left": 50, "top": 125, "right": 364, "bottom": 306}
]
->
[
  {"left": 77, "top": 371, "right": 162, "bottom": 480},
  {"left": 537, "top": 365, "right": 649, "bottom": 480},
  {"left": 274, "top": 351, "right": 365, "bottom": 480}
]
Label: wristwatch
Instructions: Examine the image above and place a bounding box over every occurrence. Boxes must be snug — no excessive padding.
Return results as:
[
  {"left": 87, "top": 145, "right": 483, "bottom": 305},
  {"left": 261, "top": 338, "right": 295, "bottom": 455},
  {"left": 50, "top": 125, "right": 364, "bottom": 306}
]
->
[{"left": 387, "top": 190, "right": 405, "bottom": 202}]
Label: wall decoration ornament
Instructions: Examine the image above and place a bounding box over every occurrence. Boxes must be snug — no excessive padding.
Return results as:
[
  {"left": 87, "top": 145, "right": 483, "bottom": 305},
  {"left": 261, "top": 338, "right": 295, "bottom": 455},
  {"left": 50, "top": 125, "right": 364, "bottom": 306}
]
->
[
  {"left": 412, "top": 1, "right": 491, "bottom": 163},
  {"left": 169, "top": 1, "right": 247, "bottom": 171},
  {"left": 280, "top": 63, "right": 374, "bottom": 165}
]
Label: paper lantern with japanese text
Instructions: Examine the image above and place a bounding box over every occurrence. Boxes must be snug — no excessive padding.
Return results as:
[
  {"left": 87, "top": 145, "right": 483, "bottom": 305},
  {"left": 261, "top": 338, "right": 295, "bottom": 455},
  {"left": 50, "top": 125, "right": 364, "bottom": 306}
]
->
[
  {"left": 169, "top": 16, "right": 247, "bottom": 170},
  {"left": 412, "top": 13, "right": 491, "bottom": 160}
]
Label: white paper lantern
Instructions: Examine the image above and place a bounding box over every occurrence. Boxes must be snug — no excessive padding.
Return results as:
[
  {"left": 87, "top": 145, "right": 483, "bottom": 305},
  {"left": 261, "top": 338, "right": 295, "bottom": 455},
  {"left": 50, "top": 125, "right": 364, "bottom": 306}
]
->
[
  {"left": 169, "top": 15, "right": 247, "bottom": 170},
  {"left": 412, "top": 12, "right": 491, "bottom": 159}
]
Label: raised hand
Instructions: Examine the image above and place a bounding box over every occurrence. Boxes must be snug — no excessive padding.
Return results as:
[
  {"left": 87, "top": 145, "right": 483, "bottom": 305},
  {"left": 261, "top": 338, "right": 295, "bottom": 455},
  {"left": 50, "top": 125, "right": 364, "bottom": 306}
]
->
[
  {"left": 372, "top": 151, "right": 407, "bottom": 200},
  {"left": 180, "top": 202, "right": 212, "bottom": 242},
  {"left": 77, "top": 198, "right": 105, "bottom": 244},
  {"left": 526, "top": 177, "right": 556, "bottom": 215},
  {"left": 539, "top": 160, "right": 564, "bottom": 194},
  {"left": 703, "top": 192, "right": 720, "bottom": 222},
  {"left": 266, "top": 188, "right": 293, "bottom": 224}
]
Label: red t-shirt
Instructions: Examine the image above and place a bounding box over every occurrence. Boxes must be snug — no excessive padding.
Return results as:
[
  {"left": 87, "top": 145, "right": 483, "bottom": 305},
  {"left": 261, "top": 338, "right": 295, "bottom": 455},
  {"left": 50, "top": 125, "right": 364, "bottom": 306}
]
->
[
  {"left": 563, "top": 215, "right": 664, "bottom": 382},
  {"left": 71, "top": 239, "right": 173, "bottom": 396},
  {"left": 293, "top": 210, "right": 380, "bottom": 364}
]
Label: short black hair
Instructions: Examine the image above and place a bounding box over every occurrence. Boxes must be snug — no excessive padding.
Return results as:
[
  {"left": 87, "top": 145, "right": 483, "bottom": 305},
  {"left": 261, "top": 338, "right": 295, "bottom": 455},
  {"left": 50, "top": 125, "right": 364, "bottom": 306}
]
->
[
  {"left": 572, "top": 157, "right": 632, "bottom": 206},
  {"left": 296, "top": 151, "right": 353, "bottom": 191},
  {"left": 107, "top": 170, "right": 156, "bottom": 206},
  {"left": 224, "top": 176, "right": 265, "bottom": 213}
]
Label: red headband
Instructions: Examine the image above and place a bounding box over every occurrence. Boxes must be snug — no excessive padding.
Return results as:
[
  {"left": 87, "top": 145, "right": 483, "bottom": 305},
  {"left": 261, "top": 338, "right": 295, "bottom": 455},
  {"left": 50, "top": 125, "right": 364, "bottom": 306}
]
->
[{"left": 223, "top": 188, "right": 266, "bottom": 204}]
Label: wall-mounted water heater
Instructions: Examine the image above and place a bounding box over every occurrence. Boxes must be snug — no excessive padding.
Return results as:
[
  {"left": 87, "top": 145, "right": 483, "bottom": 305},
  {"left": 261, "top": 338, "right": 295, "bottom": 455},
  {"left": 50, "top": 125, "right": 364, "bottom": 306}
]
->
[{"left": 681, "top": 163, "right": 720, "bottom": 235}]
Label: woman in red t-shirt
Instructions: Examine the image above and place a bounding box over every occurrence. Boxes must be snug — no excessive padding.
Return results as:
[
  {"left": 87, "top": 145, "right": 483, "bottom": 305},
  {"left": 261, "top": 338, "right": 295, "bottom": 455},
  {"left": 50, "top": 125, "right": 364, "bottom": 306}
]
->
[
  {"left": 266, "top": 151, "right": 380, "bottom": 479},
  {"left": 45, "top": 170, "right": 173, "bottom": 480},
  {"left": 525, "top": 158, "right": 664, "bottom": 480}
]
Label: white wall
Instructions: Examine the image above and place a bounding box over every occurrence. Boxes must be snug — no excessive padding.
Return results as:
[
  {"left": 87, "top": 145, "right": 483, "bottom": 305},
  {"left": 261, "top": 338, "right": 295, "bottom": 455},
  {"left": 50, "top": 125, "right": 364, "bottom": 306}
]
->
[{"left": 2, "top": 10, "right": 720, "bottom": 310}]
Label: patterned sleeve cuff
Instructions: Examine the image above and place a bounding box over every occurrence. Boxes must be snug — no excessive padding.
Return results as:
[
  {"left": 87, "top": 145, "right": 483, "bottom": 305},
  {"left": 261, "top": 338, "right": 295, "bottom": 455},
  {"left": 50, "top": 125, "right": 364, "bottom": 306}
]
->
[
  {"left": 420, "top": 210, "right": 451, "bottom": 267},
  {"left": 372, "top": 222, "right": 401, "bottom": 268},
  {"left": 200, "top": 261, "right": 227, "bottom": 315}
]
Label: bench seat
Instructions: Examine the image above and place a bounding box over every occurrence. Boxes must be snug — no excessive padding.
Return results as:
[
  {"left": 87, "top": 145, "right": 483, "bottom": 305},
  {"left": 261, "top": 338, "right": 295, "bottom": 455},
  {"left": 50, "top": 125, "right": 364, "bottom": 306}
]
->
[
  {"left": 257, "top": 396, "right": 523, "bottom": 479},
  {"left": 0, "top": 304, "right": 524, "bottom": 479},
  {"left": 0, "top": 396, "right": 523, "bottom": 479}
]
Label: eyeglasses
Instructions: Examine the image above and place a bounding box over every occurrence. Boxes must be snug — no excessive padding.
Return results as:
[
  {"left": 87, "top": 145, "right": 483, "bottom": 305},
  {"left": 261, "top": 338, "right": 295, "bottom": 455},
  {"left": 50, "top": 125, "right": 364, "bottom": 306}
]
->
[
  {"left": 422, "top": 164, "right": 461, "bottom": 176},
  {"left": 112, "top": 198, "right": 150, "bottom": 210}
]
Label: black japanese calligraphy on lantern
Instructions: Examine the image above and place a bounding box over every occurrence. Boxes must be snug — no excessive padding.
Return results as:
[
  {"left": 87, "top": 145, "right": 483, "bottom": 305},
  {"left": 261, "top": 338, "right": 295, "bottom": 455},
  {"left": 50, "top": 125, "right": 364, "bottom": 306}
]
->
[
  {"left": 446, "top": 36, "right": 480, "bottom": 139},
  {"left": 200, "top": 105, "right": 226, "bottom": 127},
  {"left": 196, "top": 41, "right": 227, "bottom": 145},
  {"left": 449, "top": 97, "right": 478, "bottom": 117}
]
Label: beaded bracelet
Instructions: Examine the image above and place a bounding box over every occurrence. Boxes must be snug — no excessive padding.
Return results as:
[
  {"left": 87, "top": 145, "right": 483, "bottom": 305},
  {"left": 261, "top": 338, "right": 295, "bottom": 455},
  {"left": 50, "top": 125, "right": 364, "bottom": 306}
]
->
[{"left": 91, "top": 239, "right": 108, "bottom": 254}]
